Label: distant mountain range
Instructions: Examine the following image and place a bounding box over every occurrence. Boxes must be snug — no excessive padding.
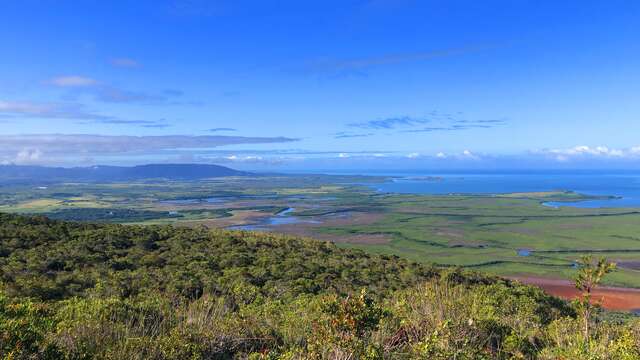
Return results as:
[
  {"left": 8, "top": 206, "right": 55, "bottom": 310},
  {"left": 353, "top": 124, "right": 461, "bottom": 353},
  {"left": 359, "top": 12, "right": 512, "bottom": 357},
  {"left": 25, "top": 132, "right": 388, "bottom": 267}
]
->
[{"left": 0, "top": 164, "right": 250, "bottom": 183}]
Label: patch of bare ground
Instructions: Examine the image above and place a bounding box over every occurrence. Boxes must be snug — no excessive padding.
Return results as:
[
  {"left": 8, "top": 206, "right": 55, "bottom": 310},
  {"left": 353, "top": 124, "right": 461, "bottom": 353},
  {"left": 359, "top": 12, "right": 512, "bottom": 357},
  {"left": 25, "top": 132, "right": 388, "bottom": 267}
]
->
[{"left": 509, "top": 276, "right": 640, "bottom": 311}]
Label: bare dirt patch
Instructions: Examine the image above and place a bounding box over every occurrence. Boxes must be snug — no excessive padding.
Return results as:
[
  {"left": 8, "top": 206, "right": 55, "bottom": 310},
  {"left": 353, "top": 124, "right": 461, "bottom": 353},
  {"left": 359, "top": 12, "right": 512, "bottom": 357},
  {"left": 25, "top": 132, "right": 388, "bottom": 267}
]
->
[{"left": 509, "top": 276, "right": 640, "bottom": 311}]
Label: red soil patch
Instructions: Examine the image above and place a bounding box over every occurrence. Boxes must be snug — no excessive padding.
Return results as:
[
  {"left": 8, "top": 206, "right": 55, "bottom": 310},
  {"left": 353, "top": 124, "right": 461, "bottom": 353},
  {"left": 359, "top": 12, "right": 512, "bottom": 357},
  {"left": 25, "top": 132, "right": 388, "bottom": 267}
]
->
[{"left": 510, "top": 276, "right": 640, "bottom": 311}]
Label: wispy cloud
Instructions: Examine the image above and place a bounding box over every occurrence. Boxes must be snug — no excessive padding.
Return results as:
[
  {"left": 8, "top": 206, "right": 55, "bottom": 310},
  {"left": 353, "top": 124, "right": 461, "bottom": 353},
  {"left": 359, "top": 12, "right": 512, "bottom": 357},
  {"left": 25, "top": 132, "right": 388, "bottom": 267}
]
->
[
  {"left": 348, "top": 116, "right": 429, "bottom": 130},
  {"left": 110, "top": 58, "right": 140, "bottom": 68},
  {"left": 403, "top": 120, "right": 506, "bottom": 133},
  {"left": 306, "top": 45, "right": 494, "bottom": 76},
  {"left": 333, "top": 131, "right": 374, "bottom": 139},
  {"left": 48, "top": 75, "right": 187, "bottom": 105},
  {"left": 48, "top": 76, "right": 98, "bottom": 87},
  {"left": 0, "top": 100, "right": 111, "bottom": 120},
  {"left": 93, "top": 86, "right": 165, "bottom": 104},
  {"left": 0, "top": 100, "right": 171, "bottom": 128},
  {"left": 209, "top": 127, "right": 237, "bottom": 132},
  {"left": 349, "top": 114, "right": 508, "bottom": 133},
  {"left": 402, "top": 127, "right": 453, "bottom": 133},
  {"left": 141, "top": 123, "right": 172, "bottom": 129},
  {"left": 0, "top": 134, "right": 299, "bottom": 161},
  {"left": 82, "top": 118, "right": 170, "bottom": 127}
]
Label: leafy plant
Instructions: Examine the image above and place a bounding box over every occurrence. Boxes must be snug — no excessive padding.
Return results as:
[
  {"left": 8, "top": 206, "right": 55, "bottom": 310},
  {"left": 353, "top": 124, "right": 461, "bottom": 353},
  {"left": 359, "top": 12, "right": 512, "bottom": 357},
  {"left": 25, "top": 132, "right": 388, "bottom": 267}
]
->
[{"left": 573, "top": 256, "right": 617, "bottom": 339}]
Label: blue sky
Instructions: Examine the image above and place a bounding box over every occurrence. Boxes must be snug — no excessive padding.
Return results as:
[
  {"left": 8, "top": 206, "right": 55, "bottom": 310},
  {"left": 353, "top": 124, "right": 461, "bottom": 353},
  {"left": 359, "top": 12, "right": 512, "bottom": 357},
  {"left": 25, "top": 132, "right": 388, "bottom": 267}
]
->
[{"left": 1, "top": 0, "right": 639, "bottom": 169}]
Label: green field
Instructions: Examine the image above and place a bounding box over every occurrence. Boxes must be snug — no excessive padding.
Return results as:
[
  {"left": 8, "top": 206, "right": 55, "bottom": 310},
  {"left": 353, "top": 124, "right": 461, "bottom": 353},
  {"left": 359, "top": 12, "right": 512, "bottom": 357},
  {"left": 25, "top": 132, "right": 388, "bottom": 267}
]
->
[
  {"left": 2, "top": 175, "right": 639, "bottom": 287},
  {"left": 319, "top": 193, "right": 640, "bottom": 287}
]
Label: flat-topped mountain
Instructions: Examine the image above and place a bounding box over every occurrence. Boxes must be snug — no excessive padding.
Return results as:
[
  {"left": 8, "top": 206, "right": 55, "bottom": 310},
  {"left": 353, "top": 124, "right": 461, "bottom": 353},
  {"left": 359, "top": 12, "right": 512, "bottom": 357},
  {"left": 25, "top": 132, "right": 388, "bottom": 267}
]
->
[{"left": 0, "top": 163, "right": 249, "bottom": 183}]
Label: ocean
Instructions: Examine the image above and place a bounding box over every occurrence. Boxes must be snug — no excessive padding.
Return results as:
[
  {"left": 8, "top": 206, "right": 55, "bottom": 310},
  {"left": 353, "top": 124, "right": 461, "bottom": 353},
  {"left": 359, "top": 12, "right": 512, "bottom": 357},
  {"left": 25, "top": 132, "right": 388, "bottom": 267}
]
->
[{"left": 357, "top": 171, "right": 640, "bottom": 208}]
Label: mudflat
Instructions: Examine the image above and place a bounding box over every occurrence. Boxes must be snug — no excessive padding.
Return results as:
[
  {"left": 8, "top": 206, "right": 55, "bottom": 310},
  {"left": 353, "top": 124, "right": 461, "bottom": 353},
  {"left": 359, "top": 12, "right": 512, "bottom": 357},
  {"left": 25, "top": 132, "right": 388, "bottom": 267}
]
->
[{"left": 511, "top": 276, "right": 640, "bottom": 311}]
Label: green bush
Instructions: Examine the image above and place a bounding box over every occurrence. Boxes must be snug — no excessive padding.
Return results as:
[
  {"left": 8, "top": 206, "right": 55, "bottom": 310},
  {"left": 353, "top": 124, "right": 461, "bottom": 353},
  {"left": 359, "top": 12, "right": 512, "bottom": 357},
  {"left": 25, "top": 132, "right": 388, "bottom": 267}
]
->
[{"left": 0, "top": 291, "right": 61, "bottom": 359}]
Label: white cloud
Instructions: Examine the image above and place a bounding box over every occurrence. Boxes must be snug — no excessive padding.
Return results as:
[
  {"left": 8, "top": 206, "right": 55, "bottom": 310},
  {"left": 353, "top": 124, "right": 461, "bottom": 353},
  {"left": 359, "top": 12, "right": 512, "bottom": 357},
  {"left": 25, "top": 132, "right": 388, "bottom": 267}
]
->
[
  {"left": 537, "top": 145, "right": 640, "bottom": 161},
  {"left": 436, "top": 152, "right": 447, "bottom": 158},
  {"left": 1, "top": 149, "right": 47, "bottom": 165},
  {"left": 461, "top": 149, "right": 480, "bottom": 160},
  {"left": 407, "top": 152, "right": 420, "bottom": 158},
  {"left": 49, "top": 76, "right": 98, "bottom": 87}
]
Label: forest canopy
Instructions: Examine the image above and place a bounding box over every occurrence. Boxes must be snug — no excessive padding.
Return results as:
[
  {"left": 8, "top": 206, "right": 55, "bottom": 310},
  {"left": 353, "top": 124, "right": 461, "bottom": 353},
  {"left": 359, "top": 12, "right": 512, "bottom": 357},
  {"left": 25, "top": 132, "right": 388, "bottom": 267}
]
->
[{"left": 0, "top": 212, "right": 638, "bottom": 359}]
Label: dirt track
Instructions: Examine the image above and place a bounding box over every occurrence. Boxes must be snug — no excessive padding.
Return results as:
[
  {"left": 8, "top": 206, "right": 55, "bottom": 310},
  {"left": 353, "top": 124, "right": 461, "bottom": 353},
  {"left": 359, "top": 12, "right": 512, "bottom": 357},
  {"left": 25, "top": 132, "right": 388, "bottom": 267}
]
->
[{"left": 510, "top": 276, "right": 640, "bottom": 312}]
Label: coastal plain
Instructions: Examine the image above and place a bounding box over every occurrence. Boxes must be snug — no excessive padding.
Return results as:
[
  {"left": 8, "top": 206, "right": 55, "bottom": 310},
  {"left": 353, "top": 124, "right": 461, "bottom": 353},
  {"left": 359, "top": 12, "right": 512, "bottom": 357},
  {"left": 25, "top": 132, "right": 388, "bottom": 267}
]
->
[{"left": 2, "top": 174, "right": 640, "bottom": 291}]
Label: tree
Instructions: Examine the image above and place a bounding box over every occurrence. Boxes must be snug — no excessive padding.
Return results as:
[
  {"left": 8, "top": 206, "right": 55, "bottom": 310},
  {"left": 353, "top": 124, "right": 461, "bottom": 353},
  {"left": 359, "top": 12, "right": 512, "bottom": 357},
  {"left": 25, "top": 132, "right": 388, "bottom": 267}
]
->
[{"left": 573, "top": 255, "right": 616, "bottom": 339}]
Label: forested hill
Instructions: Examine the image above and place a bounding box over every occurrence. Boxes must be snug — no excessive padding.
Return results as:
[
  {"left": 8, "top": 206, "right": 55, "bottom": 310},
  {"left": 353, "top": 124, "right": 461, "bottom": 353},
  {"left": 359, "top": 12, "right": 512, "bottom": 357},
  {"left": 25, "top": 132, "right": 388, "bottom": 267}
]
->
[
  {"left": 0, "top": 212, "right": 438, "bottom": 300},
  {"left": 0, "top": 163, "right": 249, "bottom": 183},
  {"left": 1, "top": 212, "right": 638, "bottom": 359}
]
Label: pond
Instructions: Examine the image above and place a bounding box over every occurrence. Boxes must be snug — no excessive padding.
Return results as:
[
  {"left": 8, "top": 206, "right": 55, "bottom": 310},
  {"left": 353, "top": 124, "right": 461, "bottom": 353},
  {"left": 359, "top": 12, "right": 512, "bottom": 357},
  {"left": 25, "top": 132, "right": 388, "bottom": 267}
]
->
[{"left": 517, "top": 249, "right": 532, "bottom": 257}]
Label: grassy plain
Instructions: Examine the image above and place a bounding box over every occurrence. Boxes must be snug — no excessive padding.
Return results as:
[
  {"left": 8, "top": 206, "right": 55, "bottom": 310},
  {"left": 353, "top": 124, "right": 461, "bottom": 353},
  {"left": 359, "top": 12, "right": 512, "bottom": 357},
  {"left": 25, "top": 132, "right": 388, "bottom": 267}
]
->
[{"left": 1, "top": 175, "right": 639, "bottom": 288}]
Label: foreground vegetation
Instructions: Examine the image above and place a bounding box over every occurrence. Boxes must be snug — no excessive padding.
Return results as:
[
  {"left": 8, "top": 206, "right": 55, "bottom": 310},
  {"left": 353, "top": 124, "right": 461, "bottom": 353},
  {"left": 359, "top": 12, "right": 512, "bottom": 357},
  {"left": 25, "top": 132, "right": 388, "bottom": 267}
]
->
[{"left": 1, "top": 213, "right": 639, "bottom": 359}]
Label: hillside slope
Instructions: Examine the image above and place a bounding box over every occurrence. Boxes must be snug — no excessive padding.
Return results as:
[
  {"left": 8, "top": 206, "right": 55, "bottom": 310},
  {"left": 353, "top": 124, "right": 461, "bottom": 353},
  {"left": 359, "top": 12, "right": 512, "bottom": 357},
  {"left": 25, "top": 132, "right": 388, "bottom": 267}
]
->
[{"left": 0, "top": 213, "right": 637, "bottom": 359}]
